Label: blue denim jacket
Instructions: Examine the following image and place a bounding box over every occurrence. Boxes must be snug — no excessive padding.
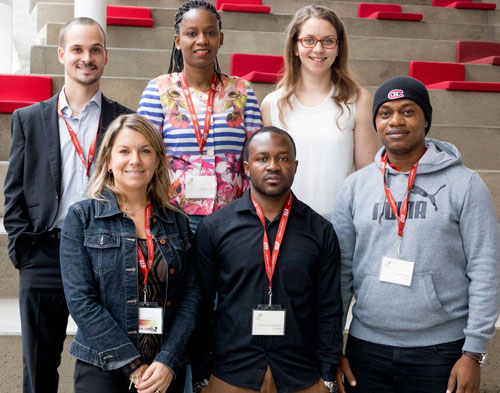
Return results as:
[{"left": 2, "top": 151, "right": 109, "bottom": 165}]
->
[{"left": 60, "top": 188, "right": 200, "bottom": 375}]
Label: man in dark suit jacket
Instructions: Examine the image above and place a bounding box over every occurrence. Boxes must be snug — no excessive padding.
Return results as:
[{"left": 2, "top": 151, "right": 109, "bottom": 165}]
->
[{"left": 3, "top": 17, "right": 132, "bottom": 393}]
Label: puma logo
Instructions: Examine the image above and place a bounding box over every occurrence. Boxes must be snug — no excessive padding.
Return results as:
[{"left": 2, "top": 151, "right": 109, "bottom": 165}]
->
[{"left": 411, "top": 185, "right": 446, "bottom": 211}]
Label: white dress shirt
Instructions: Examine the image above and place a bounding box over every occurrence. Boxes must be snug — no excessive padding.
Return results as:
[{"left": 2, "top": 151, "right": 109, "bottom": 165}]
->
[{"left": 53, "top": 87, "right": 102, "bottom": 229}]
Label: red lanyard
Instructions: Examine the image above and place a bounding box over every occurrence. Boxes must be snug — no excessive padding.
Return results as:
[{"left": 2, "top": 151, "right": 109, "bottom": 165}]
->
[
  {"left": 137, "top": 201, "right": 154, "bottom": 286},
  {"left": 380, "top": 153, "right": 418, "bottom": 238},
  {"left": 179, "top": 72, "right": 217, "bottom": 155},
  {"left": 57, "top": 98, "right": 100, "bottom": 178},
  {"left": 251, "top": 193, "right": 293, "bottom": 296}
]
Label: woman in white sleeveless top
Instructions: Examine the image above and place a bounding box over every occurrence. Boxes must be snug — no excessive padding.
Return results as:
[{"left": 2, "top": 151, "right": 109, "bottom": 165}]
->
[{"left": 261, "top": 5, "right": 378, "bottom": 219}]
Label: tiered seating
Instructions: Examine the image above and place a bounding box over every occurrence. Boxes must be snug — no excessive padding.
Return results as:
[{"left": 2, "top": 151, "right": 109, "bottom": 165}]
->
[
  {"left": 432, "top": 0, "right": 496, "bottom": 10},
  {"left": 106, "top": 5, "right": 154, "bottom": 27},
  {"left": 230, "top": 54, "right": 283, "bottom": 83},
  {"left": 216, "top": 0, "right": 271, "bottom": 13},
  {"left": 456, "top": 41, "right": 500, "bottom": 65},
  {"left": 0, "top": 75, "right": 52, "bottom": 114},
  {"left": 3, "top": 1, "right": 500, "bottom": 391},
  {"left": 409, "top": 61, "right": 500, "bottom": 91},
  {"left": 358, "top": 3, "right": 423, "bottom": 21}
]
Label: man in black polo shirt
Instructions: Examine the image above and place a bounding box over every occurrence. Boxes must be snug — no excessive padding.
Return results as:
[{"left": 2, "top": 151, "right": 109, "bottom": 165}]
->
[{"left": 191, "top": 127, "right": 342, "bottom": 393}]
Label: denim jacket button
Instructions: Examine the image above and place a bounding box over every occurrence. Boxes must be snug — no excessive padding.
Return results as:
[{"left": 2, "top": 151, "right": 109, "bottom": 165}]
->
[
  {"left": 160, "top": 239, "right": 166, "bottom": 245},
  {"left": 169, "top": 268, "right": 175, "bottom": 275},
  {"left": 167, "top": 301, "right": 172, "bottom": 307},
  {"left": 152, "top": 217, "right": 157, "bottom": 223}
]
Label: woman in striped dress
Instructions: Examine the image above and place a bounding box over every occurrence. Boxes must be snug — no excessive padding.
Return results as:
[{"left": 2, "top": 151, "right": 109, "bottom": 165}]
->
[{"left": 138, "top": 0, "right": 262, "bottom": 231}]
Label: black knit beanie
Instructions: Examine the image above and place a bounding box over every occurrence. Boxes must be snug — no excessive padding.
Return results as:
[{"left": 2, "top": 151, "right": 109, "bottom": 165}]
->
[{"left": 372, "top": 76, "right": 432, "bottom": 134}]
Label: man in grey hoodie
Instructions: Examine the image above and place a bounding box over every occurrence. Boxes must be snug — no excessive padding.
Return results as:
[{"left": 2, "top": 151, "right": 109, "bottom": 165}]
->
[{"left": 332, "top": 76, "right": 500, "bottom": 393}]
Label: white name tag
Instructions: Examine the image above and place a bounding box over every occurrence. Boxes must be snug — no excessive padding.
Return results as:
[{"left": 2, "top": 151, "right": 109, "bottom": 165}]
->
[
  {"left": 252, "top": 309, "right": 286, "bottom": 336},
  {"left": 185, "top": 174, "right": 217, "bottom": 199},
  {"left": 379, "top": 256, "right": 415, "bottom": 287},
  {"left": 138, "top": 307, "right": 163, "bottom": 334}
]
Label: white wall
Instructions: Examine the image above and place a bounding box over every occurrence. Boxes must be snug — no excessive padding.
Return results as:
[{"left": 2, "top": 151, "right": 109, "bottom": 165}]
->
[
  {"left": 0, "top": 1, "right": 12, "bottom": 73},
  {"left": 11, "top": 0, "right": 37, "bottom": 74}
]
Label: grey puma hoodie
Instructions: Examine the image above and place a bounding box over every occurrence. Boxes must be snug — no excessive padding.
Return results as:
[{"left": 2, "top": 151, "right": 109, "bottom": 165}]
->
[{"left": 332, "top": 138, "right": 500, "bottom": 353}]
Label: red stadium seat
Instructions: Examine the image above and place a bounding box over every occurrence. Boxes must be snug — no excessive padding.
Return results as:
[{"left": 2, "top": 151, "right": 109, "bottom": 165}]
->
[
  {"left": 106, "top": 5, "right": 154, "bottom": 27},
  {"left": 0, "top": 75, "right": 52, "bottom": 114},
  {"left": 231, "top": 54, "right": 283, "bottom": 83},
  {"left": 456, "top": 41, "right": 500, "bottom": 65},
  {"left": 432, "top": 0, "right": 496, "bottom": 10},
  {"left": 216, "top": 0, "right": 271, "bottom": 13},
  {"left": 409, "top": 61, "right": 500, "bottom": 91},
  {"left": 358, "top": 3, "right": 423, "bottom": 21}
]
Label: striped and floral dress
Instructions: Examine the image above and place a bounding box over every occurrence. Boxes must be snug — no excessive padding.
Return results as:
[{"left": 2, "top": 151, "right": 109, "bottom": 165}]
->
[{"left": 138, "top": 73, "right": 262, "bottom": 216}]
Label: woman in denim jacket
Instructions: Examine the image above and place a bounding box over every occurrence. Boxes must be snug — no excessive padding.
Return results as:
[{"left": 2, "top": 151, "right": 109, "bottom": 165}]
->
[{"left": 61, "top": 114, "right": 200, "bottom": 393}]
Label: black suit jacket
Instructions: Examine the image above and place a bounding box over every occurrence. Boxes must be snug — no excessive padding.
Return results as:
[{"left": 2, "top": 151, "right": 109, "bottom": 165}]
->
[{"left": 3, "top": 92, "right": 132, "bottom": 268}]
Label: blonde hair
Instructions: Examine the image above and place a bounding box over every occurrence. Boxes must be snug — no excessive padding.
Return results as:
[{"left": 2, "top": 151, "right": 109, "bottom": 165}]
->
[
  {"left": 88, "top": 114, "right": 181, "bottom": 213},
  {"left": 277, "top": 5, "right": 360, "bottom": 127}
]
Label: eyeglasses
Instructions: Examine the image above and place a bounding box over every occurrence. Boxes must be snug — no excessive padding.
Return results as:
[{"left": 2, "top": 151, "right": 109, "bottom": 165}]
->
[{"left": 297, "top": 36, "right": 339, "bottom": 49}]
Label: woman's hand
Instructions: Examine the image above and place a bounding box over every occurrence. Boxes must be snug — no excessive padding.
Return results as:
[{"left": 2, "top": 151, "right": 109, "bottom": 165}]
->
[{"left": 136, "top": 362, "right": 174, "bottom": 393}]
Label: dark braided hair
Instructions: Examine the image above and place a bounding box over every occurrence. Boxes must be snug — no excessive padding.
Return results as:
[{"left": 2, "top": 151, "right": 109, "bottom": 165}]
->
[{"left": 168, "top": 0, "right": 223, "bottom": 82}]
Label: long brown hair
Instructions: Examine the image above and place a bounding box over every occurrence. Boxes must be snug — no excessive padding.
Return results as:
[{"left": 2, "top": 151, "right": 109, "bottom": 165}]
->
[
  {"left": 88, "top": 114, "right": 181, "bottom": 213},
  {"left": 277, "top": 5, "right": 360, "bottom": 127}
]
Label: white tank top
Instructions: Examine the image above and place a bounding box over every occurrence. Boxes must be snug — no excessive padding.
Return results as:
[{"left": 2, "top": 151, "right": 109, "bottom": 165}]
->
[{"left": 268, "top": 87, "right": 355, "bottom": 218}]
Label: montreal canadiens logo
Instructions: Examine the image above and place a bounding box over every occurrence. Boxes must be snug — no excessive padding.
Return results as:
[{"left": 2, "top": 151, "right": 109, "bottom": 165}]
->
[{"left": 388, "top": 89, "right": 404, "bottom": 100}]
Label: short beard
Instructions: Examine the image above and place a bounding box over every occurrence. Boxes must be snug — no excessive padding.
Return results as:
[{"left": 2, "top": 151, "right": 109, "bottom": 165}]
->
[
  {"left": 385, "top": 139, "right": 423, "bottom": 155},
  {"left": 76, "top": 75, "right": 101, "bottom": 86}
]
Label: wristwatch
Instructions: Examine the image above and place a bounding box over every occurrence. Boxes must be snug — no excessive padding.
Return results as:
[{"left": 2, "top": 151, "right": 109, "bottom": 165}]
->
[
  {"left": 462, "top": 351, "right": 487, "bottom": 367},
  {"left": 323, "top": 380, "right": 338, "bottom": 393},
  {"left": 192, "top": 378, "right": 209, "bottom": 393}
]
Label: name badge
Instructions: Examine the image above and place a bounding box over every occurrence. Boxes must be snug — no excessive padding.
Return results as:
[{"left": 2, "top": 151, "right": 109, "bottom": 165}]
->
[
  {"left": 252, "top": 305, "right": 286, "bottom": 336},
  {"left": 138, "top": 306, "right": 163, "bottom": 334},
  {"left": 379, "top": 256, "right": 415, "bottom": 287},
  {"left": 185, "top": 174, "right": 217, "bottom": 199}
]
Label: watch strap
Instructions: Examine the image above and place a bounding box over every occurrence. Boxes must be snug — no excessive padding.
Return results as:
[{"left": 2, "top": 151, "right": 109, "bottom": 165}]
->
[{"left": 462, "top": 351, "right": 486, "bottom": 366}]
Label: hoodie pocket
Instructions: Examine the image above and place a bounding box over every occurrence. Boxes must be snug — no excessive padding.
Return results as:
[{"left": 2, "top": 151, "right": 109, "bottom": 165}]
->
[{"left": 354, "top": 273, "right": 451, "bottom": 331}]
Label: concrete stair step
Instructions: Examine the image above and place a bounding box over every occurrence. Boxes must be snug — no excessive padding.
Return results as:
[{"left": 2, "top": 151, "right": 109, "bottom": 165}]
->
[
  {"left": 0, "top": 298, "right": 77, "bottom": 335},
  {"left": 0, "top": 293, "right": 499, "bottom": 392},
  {"left": 41, "top": 23, "right": 463, "bottom": 64},
  {"left": 30, "top": 45, "right": 500, "bottom": 87},
  {"left": 0, "top": 157, "right": 500, "bottom": 223},
  {"left": 30, "top": 0, "right": 499, "bottom": 24},
  {"left": 1, "top": 114, "right": 499, "bottom": 168},
  {"left": 429, "top": 126, "right": 500, "bottom": 171},
  {"left": 0, "top": 162, "right": 7, "bottom": 218},
  {"left": 31, "top": 2, "right": 499, "bottom": 42},
  {"left": 0, "top": 334, "right": 75, "bottom": 392},
  {"left": 30, "top": 0, "right": 183, "bottom": 12},
  {"left": 478, "top": 171, "right": 500, "bottom": 217},
  {"left": 0, "top": 114, "right": 10, "bottom": 162},
  {"left": 29, "top": 0, "right": 435, "bottom": 12},
  {"left": 1, "top": 76, "right": 500, "bottom": 131},
  {"left": 0, "top": 226, "right": 16, "bottom": 297},
  {"left": 0, "top": 332, "right": 499, "bottom": 392},
  {"left": 0, "top": 298, "right": 77, "bottom": 392},
  {"left": 267, "top": 0, "right": 496, "bottom": 25}
]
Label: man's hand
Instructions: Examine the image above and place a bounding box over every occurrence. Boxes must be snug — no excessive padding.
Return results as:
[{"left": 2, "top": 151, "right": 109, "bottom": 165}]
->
[
  {"left": 446, "top": 355, "right": 481, "bottom": 393},
  {"left": 318, "top": 378, "right": 331, "bottom": 392},
  {"left": 136, "top": 362, "right": 174, "bottom": 393},
  {"left": 336, "top": 355, "right": 357, "bottom": 393}
]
